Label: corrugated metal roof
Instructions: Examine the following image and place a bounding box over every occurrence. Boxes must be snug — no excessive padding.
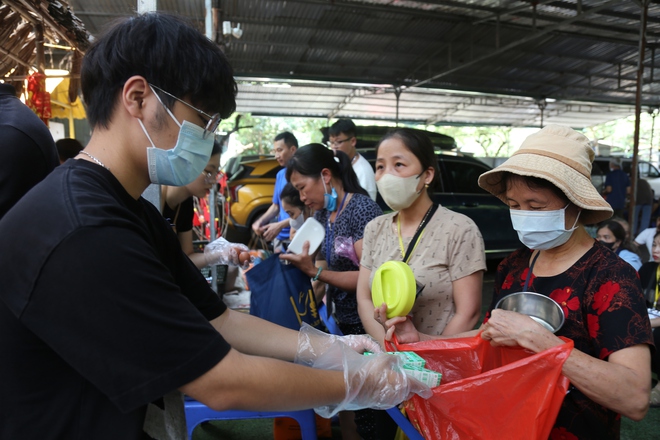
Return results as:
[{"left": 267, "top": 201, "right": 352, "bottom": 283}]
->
[
  {"left": 6, "top": 0, "right": 660, "bottom": 127},
  {"left": 234, "top": 77, "right": 635, "bottom": 128}
]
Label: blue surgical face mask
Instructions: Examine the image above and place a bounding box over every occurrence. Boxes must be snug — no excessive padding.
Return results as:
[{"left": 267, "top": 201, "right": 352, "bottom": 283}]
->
[
  {"left": 140, "top": 87, "right": 215, "bottom": 186},
  {"left": 321, "top": 173, "right": 338, "bottom": 211},
  {"left": 509, "top": 205, "right": 581, "bottom": 250}
]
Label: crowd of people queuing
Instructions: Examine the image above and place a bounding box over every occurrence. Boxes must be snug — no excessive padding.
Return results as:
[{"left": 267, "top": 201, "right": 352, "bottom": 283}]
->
[{"left": 0, "top": 10, "right": 657, "bottom": 440}]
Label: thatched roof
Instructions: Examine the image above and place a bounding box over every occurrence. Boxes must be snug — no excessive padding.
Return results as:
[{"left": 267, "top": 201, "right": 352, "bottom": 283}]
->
[{"left": 0, "top": 0, "right": 90, "bottom": 98}]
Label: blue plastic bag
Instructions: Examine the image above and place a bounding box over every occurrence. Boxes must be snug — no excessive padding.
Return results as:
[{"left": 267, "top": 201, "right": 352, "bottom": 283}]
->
[{"left": 246, "top": 255, "right": 323, "bottom": 330}]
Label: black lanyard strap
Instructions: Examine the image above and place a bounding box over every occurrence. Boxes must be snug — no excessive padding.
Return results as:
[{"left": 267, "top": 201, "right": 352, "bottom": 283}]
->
[
  {"left": 402, "top": 204, "right": 438, "bottom": 264},
  {"left": 523, "top": 251, "right": 540, "bottom": 292}
]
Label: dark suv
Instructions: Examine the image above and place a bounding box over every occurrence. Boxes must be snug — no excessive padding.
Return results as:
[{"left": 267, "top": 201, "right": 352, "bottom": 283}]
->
[
  {"left": 430, "top": 153, "right": 520, "bottom": 259},
  {"left": 326, "top": 126, "right": 521, "bottom": 259},
  {"left": 223, "top": 126, "right": 521, "bottom": 258},
  {"left": 359, "top": 148, "right": 520, "bottom": 260}
]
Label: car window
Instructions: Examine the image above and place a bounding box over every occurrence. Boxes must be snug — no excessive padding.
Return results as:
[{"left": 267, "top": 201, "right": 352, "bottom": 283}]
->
[
  {"left": 441, "top": 159, "right": 489, "bottom": 194},
  {"left": 638, "top": 161, "right": 660, "bottom": 178}
]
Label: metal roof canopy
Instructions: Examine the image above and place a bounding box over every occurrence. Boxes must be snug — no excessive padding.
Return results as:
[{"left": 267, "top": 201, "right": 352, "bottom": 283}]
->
[
  {"left": 57, "top": 1, "right": 660, "bottom": 127},
  {"left": 235, "top": 76, "right": 636, "bottom": 127}
]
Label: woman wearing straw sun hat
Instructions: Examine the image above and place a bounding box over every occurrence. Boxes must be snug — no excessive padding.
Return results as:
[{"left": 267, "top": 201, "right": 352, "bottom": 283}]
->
[{"left": 379, "top": 125, "right": 653, "bottom": 440}]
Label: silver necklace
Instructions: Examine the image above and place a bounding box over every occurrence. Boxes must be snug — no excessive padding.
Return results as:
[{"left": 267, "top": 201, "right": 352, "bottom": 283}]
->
[{"left": 79, "top": 151, "right": 109, "bottom": 170}]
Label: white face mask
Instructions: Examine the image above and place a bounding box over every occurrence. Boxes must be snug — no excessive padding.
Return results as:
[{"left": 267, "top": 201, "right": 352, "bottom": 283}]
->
[
  {"left": 376, "top": 172, "right": 424, "bottom": 211},
  {"left": 510, "top": 205, "right": 581, "bottom": 250},
  {"left": 289, "top": 212, "right": 305, "bottom": 230}
]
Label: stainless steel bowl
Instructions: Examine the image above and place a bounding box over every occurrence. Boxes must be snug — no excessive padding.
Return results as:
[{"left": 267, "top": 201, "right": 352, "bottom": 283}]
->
[{"left": 495, "top": 292, "right": 565, "bottom": 333}]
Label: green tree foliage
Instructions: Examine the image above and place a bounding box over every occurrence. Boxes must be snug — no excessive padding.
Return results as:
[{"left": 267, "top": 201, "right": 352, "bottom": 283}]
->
[
  {"left": 219, "top": 114, "right": 327, "bottom": 155},
  {"left": 584, "top": 112, "right": 660, "bottom": 160},
  {"left": 419, "top": 124, "right": 515, "bottom": 156}
]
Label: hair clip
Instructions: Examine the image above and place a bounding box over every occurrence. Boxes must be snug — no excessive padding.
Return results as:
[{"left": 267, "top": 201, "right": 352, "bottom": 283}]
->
[{"left": 334, "top": 156, "right": 340, "bottom": 163}]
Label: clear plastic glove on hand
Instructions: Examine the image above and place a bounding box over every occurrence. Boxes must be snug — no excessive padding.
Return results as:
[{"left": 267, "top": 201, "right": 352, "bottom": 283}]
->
[
  {"left": 301, "top": 339, "right": 432, "bottom": 418},
  {"left": 295, "top": 323, "right": 382, "bottom": 367},
  {"left": 203, "top": 237, "right": 250, "bottom": 268}
]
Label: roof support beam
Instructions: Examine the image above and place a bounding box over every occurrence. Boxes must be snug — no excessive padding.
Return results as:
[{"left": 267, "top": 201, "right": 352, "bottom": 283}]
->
[
  {"left": 407, "top": 0, "right": 623, "bottom": 89},
  {"left": 233, "top": 38, "right": 416, "bottom": 60},
  {"left": 0, "top": 45, "right": 33, "bottom": 70},
  {"left": 66, "top": 11, "right": 130, "bottom": 17},
  {"left": 473, "top": 0, "right": 557, "bottom": 25},
  {"left": 426, "top": 97, "right": 476, "bottom": 124},
  {"left": 280, "top": 0, "right": 650, "bottom": 45},
  {"left": 509, "top": 10, "right": 660, "bottom": 40},
  {"left": 327, "top": 88, "right": 381, "bottom": 119},
  {"left": 3, "top": 0, "right": 85, "bottom": 54}
]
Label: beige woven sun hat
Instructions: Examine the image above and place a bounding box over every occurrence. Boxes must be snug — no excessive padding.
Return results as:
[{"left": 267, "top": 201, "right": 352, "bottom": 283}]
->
[{"left": 478, "top": 124, "right": 613, "bottom": 225}]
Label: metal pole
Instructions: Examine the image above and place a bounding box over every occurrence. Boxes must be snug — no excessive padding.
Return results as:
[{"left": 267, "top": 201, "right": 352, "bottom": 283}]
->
[
  {"left": 205, "top": 0, "right": 213, "bottom": 39},
  {"left": 209, "top": 186, "right": 219, "bottom": 293},
  {"left": 537, "top": 98, "right": 547, "bottom": 128},
  {"left": 203, "top": 0, "right": 219, "bottom": 292},
  {"left": 395, "top": 87, "right": 401, "bottom": 126},
  {"left": 631, "top": 0, "right": 649, "bottom": 227},
  {"left": 650, "top": 109, "right": 656, "bottom": 162}
]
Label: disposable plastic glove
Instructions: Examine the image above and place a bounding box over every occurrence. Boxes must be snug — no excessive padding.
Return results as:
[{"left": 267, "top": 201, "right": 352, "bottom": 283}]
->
[
  {"left": 303, "top": 338, "right": 432, "bottom": 418},
  {"left": 295, "top": 323, "right": 382, "bottom": 367},
  {"left": 203, "top": 237, "right": 250, "bottom": 267}
]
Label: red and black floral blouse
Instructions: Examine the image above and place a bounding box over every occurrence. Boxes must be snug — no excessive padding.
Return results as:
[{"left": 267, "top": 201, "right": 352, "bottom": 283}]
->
[{"left": 486, "top": 240, "right": 653, "bottom": 440}]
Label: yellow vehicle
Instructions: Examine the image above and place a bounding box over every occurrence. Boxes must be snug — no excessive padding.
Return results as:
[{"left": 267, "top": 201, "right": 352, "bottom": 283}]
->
[{"left": 222, "top": 155, "right": 282, "bottom": 244}]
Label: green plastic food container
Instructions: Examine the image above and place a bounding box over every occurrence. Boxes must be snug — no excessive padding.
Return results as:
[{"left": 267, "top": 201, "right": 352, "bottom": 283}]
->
[{"left": 371, "top": 260, "right": 416, "bottom": 319}]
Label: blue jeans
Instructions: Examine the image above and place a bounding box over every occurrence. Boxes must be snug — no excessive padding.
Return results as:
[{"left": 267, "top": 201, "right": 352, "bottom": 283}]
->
[{"left": 634, "top": 204, "right": 652, "bottom": 236}]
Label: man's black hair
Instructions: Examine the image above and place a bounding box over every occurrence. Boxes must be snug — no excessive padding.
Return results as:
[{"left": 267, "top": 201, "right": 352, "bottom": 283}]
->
[
  {"left": 274, "top": 131, "right": 298, "bottom": 148},
  {"left": 328, "top": 118, "right": 356, "bottom": 138},
  {"left": 285, "top": 144, "right": 367, "bottom": 197},
  {"left": 280, "top": 182, "right": 304, "bottom": 208},
  {"left": 81, "top": 12, "right": 237, "bottom": 129}
]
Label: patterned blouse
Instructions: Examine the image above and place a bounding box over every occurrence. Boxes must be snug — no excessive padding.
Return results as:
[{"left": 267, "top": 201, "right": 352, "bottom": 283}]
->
[
  {"left": 361, "top": 207, "right": 486, "bottom": 335},
  {"left": 315, "top": 193, "right": 382, "bottom": 326},
  {"left": 486, "top": 241, "right": 653, "bottom": 440}
]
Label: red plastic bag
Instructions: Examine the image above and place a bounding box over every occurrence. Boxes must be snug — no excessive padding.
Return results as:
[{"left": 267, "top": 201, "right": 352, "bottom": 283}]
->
[{"left": 388, "top": 335, "right": 573, "bottom": 440}]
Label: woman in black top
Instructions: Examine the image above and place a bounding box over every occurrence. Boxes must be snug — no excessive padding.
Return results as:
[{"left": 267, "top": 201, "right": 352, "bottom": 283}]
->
[
  {"left": 637, "top": 230, "right": 660, "bottom": 406},
  {"left": 161, "top": 141, "right": 221, "bottom": 269},
  {"left": 280, "top": 144, "right": 385, "bottom": 440}
]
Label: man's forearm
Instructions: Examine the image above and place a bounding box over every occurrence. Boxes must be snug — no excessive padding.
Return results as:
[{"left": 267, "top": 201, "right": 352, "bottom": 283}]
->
[
  {"left": 180, "top": 349, "right": 346, "bottom": 412},
  {"left": 211, "top": 308, "right": 299, "bottom": 361}
]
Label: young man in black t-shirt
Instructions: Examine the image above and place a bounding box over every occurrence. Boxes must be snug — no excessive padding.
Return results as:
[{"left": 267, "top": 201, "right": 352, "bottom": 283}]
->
[{"left": 0, "top": 13, "right": 426, "bottom": 440}]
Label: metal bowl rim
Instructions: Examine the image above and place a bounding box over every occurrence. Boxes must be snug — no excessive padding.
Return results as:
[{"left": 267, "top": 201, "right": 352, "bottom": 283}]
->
[{"left": 495, "top": 291, "right": 565, "bottom": 332}]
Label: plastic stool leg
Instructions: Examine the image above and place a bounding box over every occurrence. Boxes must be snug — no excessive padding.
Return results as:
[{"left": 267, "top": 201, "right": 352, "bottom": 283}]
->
[
  {"left": 184, "top": 398, "right": 318, "bottom": 440},
  {"left": 386, "top": 407, "right": 424, "bottom": 440},
  {"left": 292, "top": 409, "right": 318, "bottom": 440}
]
